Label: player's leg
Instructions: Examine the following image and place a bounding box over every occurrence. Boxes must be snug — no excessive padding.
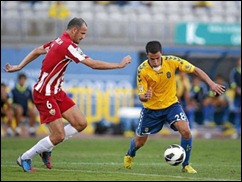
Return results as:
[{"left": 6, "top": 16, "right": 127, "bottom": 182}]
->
[
  {"left": 124, "top": 135, "right": 148, "bottom": 169},
  {"left": 17, "top": 118, "right": 63, "bottom": 172},
  {"left": 127, "top": 135, "right": 148, "bottom": 157},
  {"left": 55, "top": 90, "right": 87, "bottom": 141},
  {"left": 17, "top": 90, "right": 65, "bottom": 172},
  {"left": 233, "top": 100, "right": 241, "bottom": 139},
  {"left": 124, "top": 108, "right": 164, "bottom": 169},
  {"left": 173, "top": 121, "right": 192, "bottom": 164},
  {"left": 173, "top": 120, "right": 197, "bottom": 173},
  {"left": 62, "top": 104, "right": 87, "bottom": 141},
  {"left": 167, "top": 103, "right": 196, "bottom": 173}
]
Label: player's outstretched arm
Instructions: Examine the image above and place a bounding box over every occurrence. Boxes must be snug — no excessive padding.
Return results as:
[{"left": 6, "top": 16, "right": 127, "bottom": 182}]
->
[
  {"left": 193, "top": 67, "right": 226, "bottom": 95},
  {"left": 81, "top": 55, "right": 131, "bottom": 70},
  {"left": 4, "top": 46, "right": 47, "bottom": 73}
]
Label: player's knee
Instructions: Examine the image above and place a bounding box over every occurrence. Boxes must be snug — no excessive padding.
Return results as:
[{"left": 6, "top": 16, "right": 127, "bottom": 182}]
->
[
  {"left": 50, "top": 133, "right": 65, "bottom": 145},
  {"left": 136, "top": 142, "right": 145, "bottom": 148},
  {"left": 53, "top": 133, "right": 65, "bottom": 144},
  {"left": 135, "top": 139, "right": 146, "bottom": 148},
  {"left": 75, "top": 120, "right": 87, "bottom": 132},
  {"left": 180, "top": 130, "right": 191, "bottom": 139}
]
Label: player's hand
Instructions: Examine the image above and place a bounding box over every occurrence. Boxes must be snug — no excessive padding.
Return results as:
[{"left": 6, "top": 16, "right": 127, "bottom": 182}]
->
[
  {"left": 144, "top": 87, "right": 152, "bottom": 99},
  {"left": 212, "top": 84, "right": 226, "bottom": 96},
  {"left": 4, "top": 63, "right": 21, "bottom": 72},
  {"left": 119, "top": 55, "right": 131, "bottom": 68}
]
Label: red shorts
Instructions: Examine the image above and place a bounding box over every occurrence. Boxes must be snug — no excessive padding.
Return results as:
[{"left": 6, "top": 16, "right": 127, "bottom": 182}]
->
[{"left": 33, "top": 90, "right": 75, "bottom": 124}]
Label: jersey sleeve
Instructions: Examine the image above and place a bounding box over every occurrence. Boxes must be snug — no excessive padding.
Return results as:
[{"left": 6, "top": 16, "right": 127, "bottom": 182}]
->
[
  {"left": 167, "top": 56, "right": 195, "bottom": 73},
  {"left": 137, "top": 68, "right": 148, "bottom": 95},
  {"left": 66, "top": 44, "right": 89, "bottom": 63},
  {"left": 178, "top": 59, "right": 195, "bottom": 73},
  {"left": 42, "top": 41, "right": 54, "bottom": 52}
]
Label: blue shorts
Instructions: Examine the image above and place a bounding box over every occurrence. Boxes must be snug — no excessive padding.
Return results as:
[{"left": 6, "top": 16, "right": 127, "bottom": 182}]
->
[{"left": 136, "top": 102, "right": 188, "bottom": 136}]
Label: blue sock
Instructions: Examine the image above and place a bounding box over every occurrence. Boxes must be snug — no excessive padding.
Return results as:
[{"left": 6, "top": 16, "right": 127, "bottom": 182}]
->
[
  {"left": 181, "top": 137, "right": 192, "bottom": 167},
  {"left": 127, "top": 138, "right": 140, "bottom": 157}
]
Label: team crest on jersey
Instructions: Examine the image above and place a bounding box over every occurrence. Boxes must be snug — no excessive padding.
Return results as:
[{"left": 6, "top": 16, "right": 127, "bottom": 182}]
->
[
  {"left": 166, "top": 72, "right": 171, "bottom": 78},
  {"left": 139, "top": 85, "right": 144, "bottom": 92},
  {"left": 185, "top": 65, "right": 191, "bottom": 71},
  {"left": 77, "top": 47, "right": 84, "bottom": 55},
  {"left": 49, "top": 109, "right": 56, "bottom": 116},
  {"left": 55, "top": 38, "right": 63, "bottom": 45}
]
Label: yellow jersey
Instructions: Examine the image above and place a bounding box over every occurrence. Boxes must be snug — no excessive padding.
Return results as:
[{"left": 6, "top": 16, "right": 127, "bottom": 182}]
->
[{"left": 137, "top": 55, "right": 195, "bottom": 109}]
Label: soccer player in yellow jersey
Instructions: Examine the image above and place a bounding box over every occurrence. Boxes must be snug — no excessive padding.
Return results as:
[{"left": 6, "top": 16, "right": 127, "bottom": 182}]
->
[{"left": 124, "top": 41, "right": 226, "bottom": 173}]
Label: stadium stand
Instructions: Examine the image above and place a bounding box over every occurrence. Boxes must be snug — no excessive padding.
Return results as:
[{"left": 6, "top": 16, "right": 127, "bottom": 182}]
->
[{"left": 1, "top": 1, "right": 241, "bottom": 45}]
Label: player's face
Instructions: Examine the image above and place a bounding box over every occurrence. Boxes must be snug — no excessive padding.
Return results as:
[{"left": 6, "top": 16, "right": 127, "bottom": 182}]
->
[
  {"left": 147, "top": 51, "right": 162, "bottom": 68},
  {"left": 73, "top": 24, "right": 88, "bottom": 44}
]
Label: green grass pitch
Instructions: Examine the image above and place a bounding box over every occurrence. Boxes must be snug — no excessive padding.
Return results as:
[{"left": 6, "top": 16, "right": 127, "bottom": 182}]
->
[{"left": 1, "top": 136, "right": 241, "bottom": 181}]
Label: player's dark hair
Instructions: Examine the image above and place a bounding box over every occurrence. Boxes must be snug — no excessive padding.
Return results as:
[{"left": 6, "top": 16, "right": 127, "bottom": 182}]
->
[
  {"left": 67, "top": 17, "right": 87, "bottom": 30},
  {"left": 146, "top": 41, "right": 162, "bottom": 54}
]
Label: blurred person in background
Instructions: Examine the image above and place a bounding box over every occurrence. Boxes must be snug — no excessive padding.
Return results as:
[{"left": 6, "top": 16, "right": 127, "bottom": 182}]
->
[
  {"left": 192, "top": 1, "right": 212, "bottom": 8},
  {"left": 229, "top": 58, "right": 241, "bottom": 139},
  {"left": 94, "top": 1, "right": 112, "bottom": 5},
  {"left": 48, "top": 1, "right": 70, "bottom": 36},
  {"left": 4, "top": 17, "right": 131, "bottom": 172},
  {"left": 20, "top": 1, "right": 41, "bottom": 9},
  {"left": 123, "top": 40, "right": 225, "bottom": 174},
  {"left": 11, "top": 73, "right": 37, "bottom": 137},
  {"left": 192, "top": 1, "right": 212, "bottom": 9},
  {"left": 192, "top": 1, "right": 212, "bottom": 15},
  {"left": 1, "top": 83, "right": 15, "bottom": 137},
  {"left": 189, "top": 76, "right": 208, "bottom": 126},
  {"left": 204, "top": 75, "right": 232, "bottom": 132}
]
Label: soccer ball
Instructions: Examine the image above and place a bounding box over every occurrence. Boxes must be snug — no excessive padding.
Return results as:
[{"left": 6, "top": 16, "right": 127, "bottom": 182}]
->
[{"left": 164, "top": 144, "right": 186, "bottom": 166}]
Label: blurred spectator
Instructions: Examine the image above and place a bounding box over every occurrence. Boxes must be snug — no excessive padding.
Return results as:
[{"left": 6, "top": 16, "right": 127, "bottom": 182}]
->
[
  {"left": 205, "top": 75, "right": 232, "bottom": 132},
  {"left": 20, "top": 1, "right": 41, "bottom": 9},
  {"left": 229, "top": 58, "right": 241, "bottom": 139},
  {"left": 192, "top": 1, "right": 212, "bottom": 15},
  {"left": 192, "top": 1, "right": 212, "bottom": 9},
  {"left": 128, "top": 1, "right": 147, "bottom": 8},
  {"left": 140, "top": 1, "right": 153, "bottom": 7},
  {"left": 11, "top": 73, "right": 37, "bottom": 137},
  {"left": 48, "top": 1, "right": 70, "bottom": 20},
  {"left": 95, "top": 1, "right": 112, "bottom": 5},
  {"left": 1, "top": 83, "right": 14, "bottom": 137},
  {"left": 48, "top": 1, "right": 70, "bottom": 36},
  {"left": 189, "top": 76, "right": 208, "bottom": 125},
  {"left": 113, "top": 1, "right": 129, "bottom": 6}
]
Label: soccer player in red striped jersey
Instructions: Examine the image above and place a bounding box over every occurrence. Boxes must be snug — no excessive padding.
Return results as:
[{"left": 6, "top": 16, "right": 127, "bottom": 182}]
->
[{"left": 4, "top": 17, "right": 131, "bottom": 172}]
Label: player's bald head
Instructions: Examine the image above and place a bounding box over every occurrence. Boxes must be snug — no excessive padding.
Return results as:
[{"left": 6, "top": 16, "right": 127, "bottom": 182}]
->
[{"left": 67, "top": 17, "right": 87, "bottom": 30}]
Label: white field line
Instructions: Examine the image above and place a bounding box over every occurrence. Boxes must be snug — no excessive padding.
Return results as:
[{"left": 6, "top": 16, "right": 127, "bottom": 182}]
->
[
  {"left": 2, "top": 161, "right": 241, "bottom": 168},
  {"left": 1, "top": 162, "right": 240, "bottom": 181}
]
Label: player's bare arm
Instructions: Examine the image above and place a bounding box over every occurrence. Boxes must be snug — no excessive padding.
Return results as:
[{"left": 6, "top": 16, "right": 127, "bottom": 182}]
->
[
  {"left": 4, "top": 46, "right": 47, "bottom": 72},
  {"left": 81, "top": 55, "right": 131, "bottom": 70},
  {"left": 139, "top": 87, "right": 152, "bottom": 102},
  {"left": 193, "top": 67, "right": 226, "bottom": 95}
]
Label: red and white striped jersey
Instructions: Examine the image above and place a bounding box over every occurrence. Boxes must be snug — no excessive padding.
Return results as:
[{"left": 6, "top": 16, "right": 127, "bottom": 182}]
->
[{"left": 34, "top": 32, "right": 89, "bottom": 96}]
